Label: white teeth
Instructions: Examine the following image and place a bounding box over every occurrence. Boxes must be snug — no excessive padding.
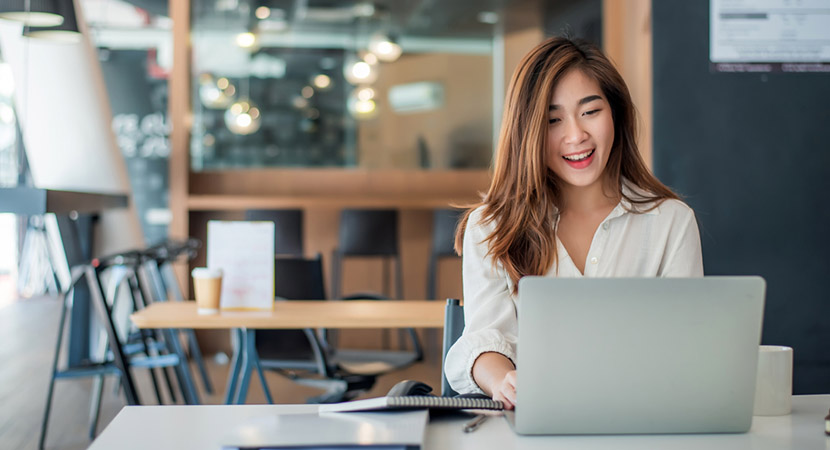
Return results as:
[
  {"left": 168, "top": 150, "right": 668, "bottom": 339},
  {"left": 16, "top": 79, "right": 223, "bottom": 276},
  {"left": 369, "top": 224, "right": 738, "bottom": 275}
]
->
[{"left": 563, "top": 149, "right": 593, "bottom": 161}]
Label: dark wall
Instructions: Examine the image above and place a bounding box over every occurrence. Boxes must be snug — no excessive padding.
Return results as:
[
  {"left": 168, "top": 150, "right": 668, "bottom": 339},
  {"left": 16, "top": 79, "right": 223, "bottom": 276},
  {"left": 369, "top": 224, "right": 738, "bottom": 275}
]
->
[
  {"left": 544, "top": 0, "right": 602, "bottom": 46},
  {"left": 100, "top": 50, "right": 170, "bottom": 245},
  {"left": 652, "top": 2, "right": 830, "bottom": 393}
]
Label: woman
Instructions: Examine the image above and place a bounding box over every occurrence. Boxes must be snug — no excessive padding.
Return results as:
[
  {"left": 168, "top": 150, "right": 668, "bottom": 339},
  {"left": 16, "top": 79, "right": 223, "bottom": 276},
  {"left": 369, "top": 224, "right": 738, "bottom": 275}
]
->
[{"left": 444, "top": 37, "right": 703, "bottom": 409}]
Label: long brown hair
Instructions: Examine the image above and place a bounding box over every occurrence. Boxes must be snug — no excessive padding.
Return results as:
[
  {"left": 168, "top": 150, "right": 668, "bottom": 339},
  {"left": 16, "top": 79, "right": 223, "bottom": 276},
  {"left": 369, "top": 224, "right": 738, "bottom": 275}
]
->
[{"left": 455, "top": 37, "right": 678, "bottom": 289}]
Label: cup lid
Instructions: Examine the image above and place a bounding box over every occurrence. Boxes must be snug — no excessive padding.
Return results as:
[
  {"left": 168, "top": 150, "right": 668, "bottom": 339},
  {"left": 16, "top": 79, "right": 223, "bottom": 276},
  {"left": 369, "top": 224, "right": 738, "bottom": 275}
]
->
[{"left": 191, "top": 267, "right": 223, "bottom": 278}]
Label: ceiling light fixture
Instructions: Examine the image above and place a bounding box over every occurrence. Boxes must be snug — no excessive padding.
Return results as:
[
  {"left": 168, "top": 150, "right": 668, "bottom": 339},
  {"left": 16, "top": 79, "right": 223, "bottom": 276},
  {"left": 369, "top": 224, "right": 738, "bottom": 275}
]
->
[
  {"left": 23, "top": 0, "right": 80, "bottom": 43},
  {"left": 312, "top": 73, "right": 332, "bottom": 90},
  {"left": 0, "top": 0, "right": 63, "bottom": 27},
  {"left": 199, "top": 74, "right": 236, "bottom": 109},
  {"left": 368, "top": 33, "right": 402, "bottom": 62},
  {"left": 477, "top": 11, "right": 499, "bottom": 25},
  {"left": 343, "top": 55, "right": 378, "bottom": 85},
  {"left": 351, "top": 2, "right": 375, "bottom": 18},
  {"left": 255, "top": 6, "right": 270, "bottom": 20},
  {"left": 347, "top": 86, "right": 378, "bottom": 119},
  {"left": 235, "top": 32, "right": 258, "bottom": 49},
  {"left": 224, "top": 99, "right": 261, "bottom": 135}
]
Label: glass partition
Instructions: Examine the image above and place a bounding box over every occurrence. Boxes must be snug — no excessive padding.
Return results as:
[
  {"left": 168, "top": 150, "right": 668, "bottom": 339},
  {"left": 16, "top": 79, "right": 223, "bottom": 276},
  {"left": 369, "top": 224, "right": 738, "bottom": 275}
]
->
[{"left": 188, "top": 0, "right": 495, "bottom": 170}]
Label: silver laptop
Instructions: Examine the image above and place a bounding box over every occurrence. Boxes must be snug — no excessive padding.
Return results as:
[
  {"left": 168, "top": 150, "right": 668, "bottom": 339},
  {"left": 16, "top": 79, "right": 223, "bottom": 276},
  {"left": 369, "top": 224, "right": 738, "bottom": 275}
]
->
[{"left": 507, "top": 276, "right": 766, "bottom": 435}]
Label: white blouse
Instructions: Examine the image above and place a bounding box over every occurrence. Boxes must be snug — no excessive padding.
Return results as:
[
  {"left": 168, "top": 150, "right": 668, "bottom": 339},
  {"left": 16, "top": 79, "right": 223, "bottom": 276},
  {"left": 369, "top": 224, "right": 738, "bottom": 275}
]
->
[{"left": 444, "top": 189, "right": 704, "bottom": 395}]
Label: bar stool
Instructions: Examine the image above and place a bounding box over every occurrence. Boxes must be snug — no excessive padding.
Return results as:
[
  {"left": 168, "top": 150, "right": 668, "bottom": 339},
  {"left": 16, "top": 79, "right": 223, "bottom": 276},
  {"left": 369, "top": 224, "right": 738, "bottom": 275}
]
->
[
  {"left": 39, "top": 260, "right": 141, "bottom": 449},
  {"left": 140, "top": 239, "right": 214, "bottom": 395},
  {"left": 83, "top": 250, "right": 201, "bottom": 438}
]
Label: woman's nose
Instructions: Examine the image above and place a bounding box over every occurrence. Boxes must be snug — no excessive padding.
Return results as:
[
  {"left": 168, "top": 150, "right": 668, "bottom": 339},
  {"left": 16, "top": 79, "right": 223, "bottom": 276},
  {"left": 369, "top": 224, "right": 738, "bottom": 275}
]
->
[{"left": 563, "top": 119, "right": 588, "bottom": 144}]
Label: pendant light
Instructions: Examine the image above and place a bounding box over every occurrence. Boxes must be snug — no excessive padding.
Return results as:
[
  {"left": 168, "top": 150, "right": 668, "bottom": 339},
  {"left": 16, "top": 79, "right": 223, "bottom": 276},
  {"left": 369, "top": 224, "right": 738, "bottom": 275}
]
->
[
  {"left": 23, "top": 0, "right": 79, "bottom": 43},
  {"left": 224, "top": 78, "right": 260, "bottom": 135},
  {"left": 0, "top": 0, "right": 63, "bottom": 27}
]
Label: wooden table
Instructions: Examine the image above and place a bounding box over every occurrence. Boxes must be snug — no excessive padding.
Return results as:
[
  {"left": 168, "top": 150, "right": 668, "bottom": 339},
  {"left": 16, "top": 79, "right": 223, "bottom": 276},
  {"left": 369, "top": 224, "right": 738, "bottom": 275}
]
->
[
  {"left": 130, "top": 300, "right": 446, "bottom": 404},
  {"left": 131, "top": 300, "right": 445, "bottom": 329}
]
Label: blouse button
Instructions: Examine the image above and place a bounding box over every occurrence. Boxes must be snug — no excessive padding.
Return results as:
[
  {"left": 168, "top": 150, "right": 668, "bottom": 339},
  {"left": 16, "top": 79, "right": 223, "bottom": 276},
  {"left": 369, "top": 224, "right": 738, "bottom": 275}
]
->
[
  {"left": 602, "top": 222, "right": 609, "bottom": 230},
  {"left": 590, "top": 257, "right": 598, "bottom": 265}
]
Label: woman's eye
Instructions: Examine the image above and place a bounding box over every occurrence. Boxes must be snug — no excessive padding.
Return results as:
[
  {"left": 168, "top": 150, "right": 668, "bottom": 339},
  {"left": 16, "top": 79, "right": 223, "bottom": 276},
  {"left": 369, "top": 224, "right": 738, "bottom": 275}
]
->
[
  {"left": 548, "top": 118, "right": 560, "bottom": 124},
  {"left": 583, "top": 109, "right": 601, "bottom": 116}
]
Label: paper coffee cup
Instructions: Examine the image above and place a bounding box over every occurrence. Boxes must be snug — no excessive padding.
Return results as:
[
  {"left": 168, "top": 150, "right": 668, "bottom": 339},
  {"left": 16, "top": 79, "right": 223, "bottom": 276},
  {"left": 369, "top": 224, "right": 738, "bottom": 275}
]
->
[
  {"left": 192, "top": 268, "right": 223, "bottom": 314},
  {"left": 753, "top": 345, "right": 793, "bottom": 416}
]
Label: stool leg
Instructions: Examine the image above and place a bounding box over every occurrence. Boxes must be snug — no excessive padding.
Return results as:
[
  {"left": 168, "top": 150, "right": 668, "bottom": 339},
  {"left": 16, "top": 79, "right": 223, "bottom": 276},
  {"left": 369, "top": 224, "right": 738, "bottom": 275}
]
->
[
  {"left": 224, "top": 328, "right": 244, "bottom": 404},
  {"left": 163, "top": 328, "right": 200, "bottom": 405},
  {"left": 185, "top": 328, "right": 214, "bottom": 394},
  {"left": 38, "top": 290, "right": 71, "bottom": 450},
  {"left": 133, "top": 266, "right": 180, "bottom": 403},
  {"left": 86, "top": 266, "right": 140, "bottom": 405},
  {"left": 235, "top": 334, "right": 253, "bottom": 405},
  {"left": 247, "top": 329, "right": 273, "bottom": 404},
  {"left": 88, "top": 375, "right": 105, "bottom": 439},
  {"left": 149, "top": 262, "right": 214, "bottom": 395},
  {"left": 126, "top": 274, "right": 165, "bottom": 404}
]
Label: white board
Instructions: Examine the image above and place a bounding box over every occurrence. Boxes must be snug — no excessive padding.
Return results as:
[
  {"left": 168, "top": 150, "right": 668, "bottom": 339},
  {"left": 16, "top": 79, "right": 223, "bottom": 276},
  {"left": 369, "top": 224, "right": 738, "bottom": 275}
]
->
[{"left": 207, "top": 220, "right": 274, "bottom": 310}]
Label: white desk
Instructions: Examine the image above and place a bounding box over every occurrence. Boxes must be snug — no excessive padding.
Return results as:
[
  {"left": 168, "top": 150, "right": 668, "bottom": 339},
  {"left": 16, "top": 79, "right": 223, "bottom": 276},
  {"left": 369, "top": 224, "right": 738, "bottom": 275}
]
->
[{"left": 89, "top": 395, "right": 830, "bottom": 449}]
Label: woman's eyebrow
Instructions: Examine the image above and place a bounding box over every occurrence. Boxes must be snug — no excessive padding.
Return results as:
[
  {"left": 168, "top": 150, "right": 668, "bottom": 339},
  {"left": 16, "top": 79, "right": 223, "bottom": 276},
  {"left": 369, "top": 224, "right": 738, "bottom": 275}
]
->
[{"left": 549, "top": 94, "right": 603, "bottom": 110}]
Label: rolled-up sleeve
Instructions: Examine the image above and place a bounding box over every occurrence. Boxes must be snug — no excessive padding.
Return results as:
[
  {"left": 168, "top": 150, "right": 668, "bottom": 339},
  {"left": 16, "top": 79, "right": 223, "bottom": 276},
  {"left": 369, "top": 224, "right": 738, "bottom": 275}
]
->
[
  {"left": 444, "top": 207, "right": 518, "bottom": 395},
  {"left": 659, "top": 201, "right": 704, "bottom": 277}
]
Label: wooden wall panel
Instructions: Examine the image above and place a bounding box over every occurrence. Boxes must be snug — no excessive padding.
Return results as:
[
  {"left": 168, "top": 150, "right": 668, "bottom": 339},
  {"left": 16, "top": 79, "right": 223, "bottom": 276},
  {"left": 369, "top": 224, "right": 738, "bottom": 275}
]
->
[{"left": 603, "top": 0, "right": 652, "bottom": 167}]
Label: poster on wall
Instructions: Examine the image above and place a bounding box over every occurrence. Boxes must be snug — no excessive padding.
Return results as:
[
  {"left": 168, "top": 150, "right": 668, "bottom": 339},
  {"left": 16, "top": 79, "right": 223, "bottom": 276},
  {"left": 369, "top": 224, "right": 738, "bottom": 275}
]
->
[
  {"left": 207, "top": 220, "right": 275, "bottom": 310},
  {"left": 710, "top": 0, "right": 830, "bottom": 72}
]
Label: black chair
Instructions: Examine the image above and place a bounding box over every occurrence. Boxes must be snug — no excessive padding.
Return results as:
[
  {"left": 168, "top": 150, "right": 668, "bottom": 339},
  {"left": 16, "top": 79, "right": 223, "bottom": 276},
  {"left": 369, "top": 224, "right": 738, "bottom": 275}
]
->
[
  {"left": 441, "top": 298, "right": 465, "bottom": 397},
  {"left": 331, "top": 209, "right": 421, "bottom": 358},
  {"left": 250, "top": 255, "right": 420, "bottom": 403},
  {"left": 427, "top": 209, "right": 462, "bottom": 301},
  {"left": 244, "top": 209, "right": 304, "bottom": 257},
  {"left": 331, "top": 209, "right": 401, "bottom": 300}
]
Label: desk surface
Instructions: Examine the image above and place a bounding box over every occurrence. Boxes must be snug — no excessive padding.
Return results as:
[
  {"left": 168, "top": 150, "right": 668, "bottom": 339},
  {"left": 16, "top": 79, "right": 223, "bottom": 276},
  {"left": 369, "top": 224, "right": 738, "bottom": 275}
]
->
[
  {"left": 89, "top": 395, "right": 830, "bottom": 450},
  {"left": 0, "top": 187, "right": 128, "bottom": 214},
  {"left": 130, "top": 300, "right": 446, "bottom": 329}
]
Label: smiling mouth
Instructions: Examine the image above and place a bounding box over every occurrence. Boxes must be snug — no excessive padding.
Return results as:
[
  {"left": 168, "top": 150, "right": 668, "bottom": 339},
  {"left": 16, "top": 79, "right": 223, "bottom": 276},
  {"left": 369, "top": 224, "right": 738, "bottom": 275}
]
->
[{"left": 562, "top": 149, "right": 595, "bottom": 162}]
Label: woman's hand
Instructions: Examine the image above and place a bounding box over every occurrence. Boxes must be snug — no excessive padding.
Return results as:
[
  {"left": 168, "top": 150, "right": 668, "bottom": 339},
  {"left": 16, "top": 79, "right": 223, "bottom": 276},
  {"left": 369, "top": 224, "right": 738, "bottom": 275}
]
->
[
  {"left": 472, "top": 352, "right": 517, "bottom": 409},
  {"left": 491, "top": 370, "right": 517, "bottom": 409}
]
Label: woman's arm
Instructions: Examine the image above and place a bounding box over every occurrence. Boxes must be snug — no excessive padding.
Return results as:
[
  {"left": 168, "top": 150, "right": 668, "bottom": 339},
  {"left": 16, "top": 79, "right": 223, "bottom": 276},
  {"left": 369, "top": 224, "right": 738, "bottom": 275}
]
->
[
  {"left": 444, "top": 208, "right": 519, "bottom": 398},
  {"left": 473, "top": 352, "right": 517, "bottom": 409}
]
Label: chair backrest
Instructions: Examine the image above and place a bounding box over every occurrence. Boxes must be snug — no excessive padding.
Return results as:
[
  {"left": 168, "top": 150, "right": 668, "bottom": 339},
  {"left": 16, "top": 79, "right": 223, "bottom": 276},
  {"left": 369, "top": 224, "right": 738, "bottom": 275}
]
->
[
  {"left": 337, "top": 209, "right": 398, "bottom": 256},
  {"left": 431, "top": 209, "right": 462, "bottom": 257},
  {"left": 274, "top": 254, "right": 326, "bottom": 300},
  {"left": 427, "top": 208, "right": 462, "bottom": 299},
  {"left": 245, "top": 209, "right": 304, "bottom": 257},
  {"left": 254, "top": 254, "right": 326, "bottom": 361},
  {"left": 441, "top": 298, "right": 465, "bottom": 397}
]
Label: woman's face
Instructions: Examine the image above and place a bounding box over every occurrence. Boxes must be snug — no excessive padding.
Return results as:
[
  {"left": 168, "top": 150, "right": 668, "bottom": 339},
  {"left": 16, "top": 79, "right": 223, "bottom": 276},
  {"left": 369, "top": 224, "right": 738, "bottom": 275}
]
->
[{"left": 546, "top": 69, "right": 614, "bottom": 191}]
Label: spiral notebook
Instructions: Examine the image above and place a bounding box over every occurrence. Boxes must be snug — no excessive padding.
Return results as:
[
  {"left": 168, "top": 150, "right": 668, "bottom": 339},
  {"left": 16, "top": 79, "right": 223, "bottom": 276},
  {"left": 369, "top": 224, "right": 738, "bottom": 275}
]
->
[{"left": 318, "top": 395, "right": 504, "bottom": 413}]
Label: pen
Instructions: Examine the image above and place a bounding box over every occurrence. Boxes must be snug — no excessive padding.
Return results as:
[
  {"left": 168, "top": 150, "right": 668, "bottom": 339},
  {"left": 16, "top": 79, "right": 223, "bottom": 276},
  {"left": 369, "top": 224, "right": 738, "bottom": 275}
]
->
[{"left": 463, "top": 414, "right": 489, "bottom": 433}]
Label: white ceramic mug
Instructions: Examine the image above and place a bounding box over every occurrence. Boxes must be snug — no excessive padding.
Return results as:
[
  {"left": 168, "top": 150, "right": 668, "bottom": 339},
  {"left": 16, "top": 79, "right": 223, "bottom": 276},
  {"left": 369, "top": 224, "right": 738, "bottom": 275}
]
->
[{"left": 753, "top": 345, "right": 793, "bottom": 416}]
